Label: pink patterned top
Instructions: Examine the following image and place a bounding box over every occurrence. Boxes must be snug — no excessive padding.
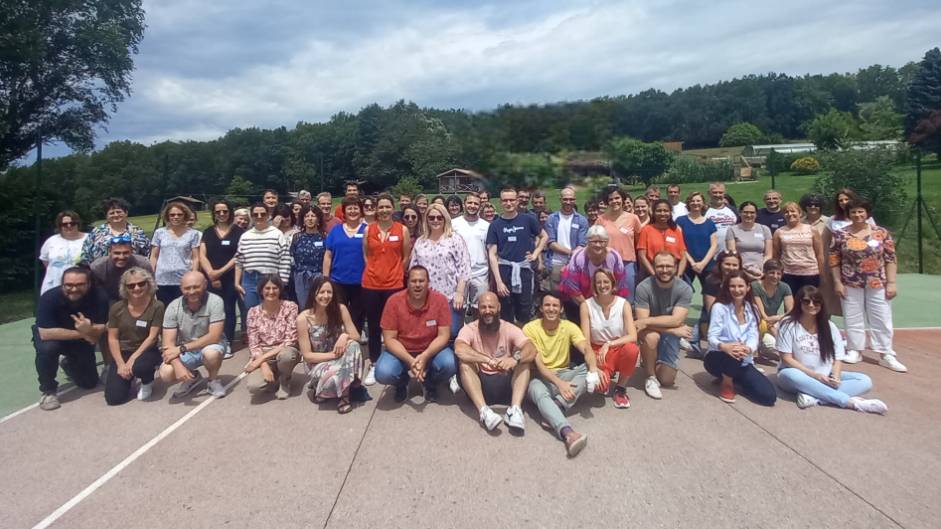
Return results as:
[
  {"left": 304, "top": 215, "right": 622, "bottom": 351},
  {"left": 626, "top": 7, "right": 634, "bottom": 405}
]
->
[
  {"left": 247, "top": 300, "right": 299, "bottom": 358},
  {"left": 829, "top": 226, "right": 896, "bottom": 289},
  {"left": 409, "top": 234, "right": 470, "bottom": 302}
]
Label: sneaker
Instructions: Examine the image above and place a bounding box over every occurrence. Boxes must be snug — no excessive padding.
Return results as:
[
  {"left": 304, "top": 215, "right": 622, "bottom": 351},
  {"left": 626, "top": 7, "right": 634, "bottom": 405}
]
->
[
  {"left": 137, "top": 382, "right": 154, "bottom": 401},
  {"left": 853, "top": 398, "right": 888, "bottom": 415},
  {"left": 796, "top": 392, "right": 819, "bottom": 409},
  {"left": 679, "top": 338, "right": 692, "bottom": 351},
  {"left": 479, "top": 406, "right": 503, "bottom": 431},
  {"left": 754, "top": 365, "right": 766, "bottom": 374},
  {"left": 504, "top": 405, "right": 526, "bottom": 430},
  {"left": 423, "top": 385, "right": 438, "bottom": 403},
  {"left": 644, "top": 376, "right": 662, "bottom": 400},
  {"left": 842, "top": 349, "right": 862, "bottom": 364},
  {"left": 207, "top": 378, "right": 227, "bottom": 398},
  {"left": 564, "top": 431, "right": 588, "bottom": 458},
  {"left": 761, "top": 334, "right": 777, "bottom": 350},
  {"left": 275, "top": 380, "right": 290, "bottom": 400},
  {"left": 718, "top": 379, "right": 736, "bottom": 403},
  {"left": 879, "top": 354, "right": 907, "bottom": 373},
  {"left": 686, "top": 343, "right": 705, "bottom": 359},
  {"left": 612, "top": 387, "right": 631, "bottom": 409},
  {"left": 39, "top": 392, "right": 60, "bottom": 411},
  {"left": 223, "top": 344, "right": 234, "bottom": 360},
  {"left": 172, "top": 370, "right": 204, "bottom": 398},
  {"left": 449, "top": 374, "right": 460, "bottom": 394},
  {"left": 393, "top": 383, "right": 408, "bottom": 403},
  {"left": 364, "top": 366, "right": 376, "bottom": 386}
]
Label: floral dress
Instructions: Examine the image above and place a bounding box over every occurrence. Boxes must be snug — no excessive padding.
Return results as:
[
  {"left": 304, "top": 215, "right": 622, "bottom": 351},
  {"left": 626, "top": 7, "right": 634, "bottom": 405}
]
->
[
  {"left": 80, "top": 222, "right": 150, "bottom": 263},
  {"left": 409, "top": 234, "right": 470, "bottom": 302},
  {"left": 304, "top": 315, "right": 364, "bottom": 398},
  {"left": 829, "top": 225, "right": 896, "bottom": 290}
]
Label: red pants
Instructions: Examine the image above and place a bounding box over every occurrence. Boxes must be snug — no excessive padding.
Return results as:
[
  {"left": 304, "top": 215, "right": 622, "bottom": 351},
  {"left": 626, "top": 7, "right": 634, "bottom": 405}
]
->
[{"left": 591, "top": 342, "right": 640, "bottom": 381}]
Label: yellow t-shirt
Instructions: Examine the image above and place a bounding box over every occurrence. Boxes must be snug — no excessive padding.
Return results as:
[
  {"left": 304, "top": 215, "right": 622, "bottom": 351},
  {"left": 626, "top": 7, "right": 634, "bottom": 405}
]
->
[{"left": 523, "top": 319, "right": 586, "bottom": 371}]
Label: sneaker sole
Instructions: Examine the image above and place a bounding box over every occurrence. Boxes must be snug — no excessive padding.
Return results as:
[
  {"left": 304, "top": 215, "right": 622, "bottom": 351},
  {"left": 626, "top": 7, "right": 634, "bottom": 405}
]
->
[
  {"left": 566, "top": 435, "right": 588, "bottom": 458},
  {"left": 718, "top": 394, "right": 736, "bottom": 403}
]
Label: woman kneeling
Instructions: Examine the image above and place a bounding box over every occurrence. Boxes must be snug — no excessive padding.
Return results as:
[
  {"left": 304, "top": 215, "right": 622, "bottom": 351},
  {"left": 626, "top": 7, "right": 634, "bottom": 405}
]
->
[{"left": 244, "top": 275, "right": 300, "bottom": 399}]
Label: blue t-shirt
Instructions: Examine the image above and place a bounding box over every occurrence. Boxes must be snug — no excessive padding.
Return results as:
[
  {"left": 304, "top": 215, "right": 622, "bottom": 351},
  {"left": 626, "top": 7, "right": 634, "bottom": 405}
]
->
[
  {"left": 486, "top": 214, "right": 542, "bottom": 262},
  {"left": 676, "top": 215, "right": 717, "bottom": 262},
  {"left": 325, "top": 223, "right": 366, "bottom": 285}
]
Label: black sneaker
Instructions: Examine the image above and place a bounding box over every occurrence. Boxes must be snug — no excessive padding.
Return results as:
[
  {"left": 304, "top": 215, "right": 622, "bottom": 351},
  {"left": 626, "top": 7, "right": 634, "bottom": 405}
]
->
[
  {"left": 423, "top": 385, "right": 438, "bottom": 403},
  {"left": 59, "top": 357, "right": 75, "bottom": 381},
  {"left": 393, "top": 383, "right": 408, "bottom": 403}
]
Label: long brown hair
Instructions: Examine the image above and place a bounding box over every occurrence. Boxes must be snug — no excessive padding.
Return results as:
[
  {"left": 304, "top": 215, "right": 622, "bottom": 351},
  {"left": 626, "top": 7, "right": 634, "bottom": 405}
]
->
[
  {"left": 305, "top": 276, "right": 344, "bottom": 342},
  {"left": 832, "top": 187, "right": 862, "bottom": 221},
  {"left": 781, "top": 285, "right": 835, "bottom": 363},
  {"left": 715, "top": 270, "right": 758, "bottom": 322}
]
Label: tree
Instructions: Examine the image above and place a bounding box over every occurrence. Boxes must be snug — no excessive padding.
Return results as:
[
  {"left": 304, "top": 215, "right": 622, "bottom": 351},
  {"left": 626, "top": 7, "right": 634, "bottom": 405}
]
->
[
  {"left": 857, "top": 96, "right": 903, "bottom": 140},
  {"left": 904, "top": 47, "right": 941, "bottom": 152},
  {"left": 0, "top": 0, "right": 146, "bottom": 168},
  {"left": 816, "top": 149, "right": 907, "bottom": 225},
  {"left": 604, "top": 137, "right": 674, "bottom": 185},
  {"left": 803, "top": 109, "right": 859, "bottom": 150},
  {"left": 719, "top": 122, "right": 764, "bottom": 147}
]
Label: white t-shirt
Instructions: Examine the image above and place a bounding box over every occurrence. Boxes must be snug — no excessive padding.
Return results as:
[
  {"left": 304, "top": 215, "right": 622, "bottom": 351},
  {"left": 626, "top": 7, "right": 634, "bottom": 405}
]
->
[
  {"left": 554, "top": 212, "right": 574, "bottom": 265},
  {"left": 39, "top": 234, "right": 87, "bottom": 294},
  {"left": 776, "top": 319, "right": 846, "bottom": 376},
  {"left": 671, "top": 201, "right": 689, "bottom": 220},
  {"left": 452, "top": 216, "right": 490, "bottom": 279},
  {"left": 705, "top": 205, "right": 738, "bottom": 253}
]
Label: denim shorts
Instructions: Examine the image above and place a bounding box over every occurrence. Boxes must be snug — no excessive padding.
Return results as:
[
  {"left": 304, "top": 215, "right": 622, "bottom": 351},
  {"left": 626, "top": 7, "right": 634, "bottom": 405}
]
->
[
  {"left": 656, "top": 333, "right": 682, "bottom": 369},
  {"left": 180, "top": 343, "right": 227, "bottom": 370}
]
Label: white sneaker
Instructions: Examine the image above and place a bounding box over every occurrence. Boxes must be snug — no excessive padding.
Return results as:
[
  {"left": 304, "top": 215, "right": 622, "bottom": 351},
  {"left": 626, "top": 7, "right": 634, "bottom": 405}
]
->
[
  {"left": 678, "top": 338, "right": 692, "bottom": 351},
  {"left": 449, "top": 374, "right": 460, "bottom": 394},
  {"left": 364, "top": 366, "right": 376, "bottom": 386},
  {"left": 504, "top": 405, "right": 525, "bottom": 431},
  {"left": 852, "top": 398, "right": 888, "bottom": 415},
  {"left": 137, "top": 382, "right": 154, "bottom": 401},
  {"left": 842, "top": 350, "right": 862, "bottom": 364},
  {"left": 796, "top": 392, "right": 819, "bottom": 409},
  {"left": 479, "top": 406, "right": 503, "bottom": 431},
  {"left": 223, "top": 343, "right": 234, "bottom": 360},
  {"left": 207, "top": 378, "right": 227, "bottom": 398},
  {"left": 645, "top": 376, "right": 662, "bottom": 400},
  {"left": 879, "top": 354, "right": 907, "bottom": 373},
  {"left": 172, "top": 371, "right": 203, "bottom": 398},
  {"left": 762, "top": 334, "right": 777, "bottom": 350}
]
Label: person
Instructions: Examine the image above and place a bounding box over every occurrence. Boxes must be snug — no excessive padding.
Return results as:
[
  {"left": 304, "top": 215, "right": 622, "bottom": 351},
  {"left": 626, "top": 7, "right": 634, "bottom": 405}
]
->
[
  {"left": 637, "top": 199, "right": 688, "bottom": 281},
  {"left": 290, "top": 205, "right": 326, "bottom": 308},
  {"left": 751, "top": 259, "right": 793, "bottom": 356},
  {"left": 773, "top": 202, "right": 824, "bottom": 293},
  {"left": 829, "top": 198, "right": 906, "bottom": 372},
  {"left": 317, "top": 192, "right": 342, "bottom": 232},
  {"left": 776, "top": 286, "right": 888, "bottom": 413},
  {"left": 704, "top": 182, "right": 739, "bottom": 253},
  {"left": 235, "top": 203, "right": 292, "bottom": 311},
  {"left": 703, "top": 270, "right": 776, "bottom": 405},
  {"left": 725, "top": 201, "right": 771, "bottom": 280},
  {"left": 531, "top": 190, "right": 547, "bottom": 215},
  {"left": 415, "top": 194, "right": 430, "bottom": 216},
  {"left": 274, "top": 203, "right": 299, "bottom": 241},
  {"left": 595, "top": 187, "right": 642, "bottom": 298},
  {"left": 262, "top": 189, "right": 280, "bottom": 218},
  {"left": 633, "top": 195, "right": 651, "bottom": 227},
  {"left": 451, "top": 192, "right": 490, "bottom": 313},
  {"left": 633, "top": 252, "right": 694, "bottom": 400},
  {"left": 40, "top": 210, "right": 87, "bottom": 294},
  {"left": 480, "top": 201, "right": 496, "bottom": 222},
  {"left": 409, "top": 203, "right": 469, "bottom": 335},
  {"left": 324, "top": 196, "right": 367, "bottom": 336},
  {"left": 398, "top": 192, "right": 413, "bottom": 210},
  {"left": 559, "top": 226, "right": 629, "bottom": 321},
  {"left": 676, "top": 191, "right": 718, "bottom": 290},
  {"left": 400, "top": 204, "right": 423, "bottom": 240},
  {"left": 374, "top": 266, "right": 456, "bottom": 403},
  {"left": 290, "top": 200, "right": 305, "bottom": 227},
  {"left": 104, "top": 267, "right": 164, "bottom": 405},
  {"left": 361, "top": 195, "right": 377, "bottom": 224},
  {"left": 233, "top": 208, "right": 250, "bottom": 230},
  {"left": 525, "top": 293, "right": 599, "bottom": 458},
  {"left": 584, "top": 199, "right": 600, "bottom": 225},
  {"left": 645, "top": 184, "right": 661, "bottom": 202},
  {"left": 455, "top": 292, "right": 535, "bottom": 431},
  {"left": 800, "top": 193, "right": 830, "bottom": 235},
  {"left": 580, "top": 269, "right": 640, "bottom": 408},
  {"left": 150, "top": 201, "right": 201, "bottom": 306},
  {"left": 516, "top": 188, "right": 532, "bottom": 214},
  {"left": 81, "top": 197, "right": 150, "bottom": 263},
  {"left": 445, "top": 195, "right": 463, "bottom": 219},
  {"left": 243, "top": 275, "right": 300, "bottom": 399},
  {"left": 756, "top": 190, "right": 786, "bottom": 234},
  {"left": 297, "top": 190, "right": 312, "bottom": 208},
  {"left": 821, "top": 188, "right": 875, "bottom": 316},
  {"left": 199, "top": 199, "right": 244, "bottom": 352},
  {"left": 693, "top": 250, "right": 743, "bottom": 356},
  {"left": 478, "top": 190, "right": 490, "bottom": 203},
  {"left": 33, "top": 266, "right": 109, "bottom": 410},
  {"left": 333, "top": 181, "right": 360, "bottom": 222},
  {"left": 667, "top": 184, "right": 688, "bottom": 219},
  {"left": 545, "top": 186, "right": 588, "bottom": 293},
  {"left": 297, "top": 276, "right": 365, "bottom": 413},
  {"left": 91, "top": 235, "right": 153, "bottom": 303},
  {"left": 431, "top": 195, "right": 446, "bottom": 206}
]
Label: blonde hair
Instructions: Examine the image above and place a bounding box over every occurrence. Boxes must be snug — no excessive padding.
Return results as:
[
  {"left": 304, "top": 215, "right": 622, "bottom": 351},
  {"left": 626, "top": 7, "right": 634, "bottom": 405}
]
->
[
  {"left": 421, "top": 203, "right": 454, "bottom": 239},
  {"left": 782, "top": 201, "right": 802, "bottom": 215},
  {"left": 118, "top": 266, "right": 155, "bottom": 300}
]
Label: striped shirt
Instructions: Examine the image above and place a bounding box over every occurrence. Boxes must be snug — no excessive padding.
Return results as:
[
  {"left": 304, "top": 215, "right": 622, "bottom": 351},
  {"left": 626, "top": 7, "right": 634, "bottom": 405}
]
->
[{"left": 236, "top": 226, "right": 291, "bottom": 282}]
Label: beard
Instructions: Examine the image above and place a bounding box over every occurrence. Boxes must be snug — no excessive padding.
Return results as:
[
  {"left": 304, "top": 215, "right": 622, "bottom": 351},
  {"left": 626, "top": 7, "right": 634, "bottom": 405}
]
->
[{"left": 479, "top": 315, "right": 500, "bottom": 334}]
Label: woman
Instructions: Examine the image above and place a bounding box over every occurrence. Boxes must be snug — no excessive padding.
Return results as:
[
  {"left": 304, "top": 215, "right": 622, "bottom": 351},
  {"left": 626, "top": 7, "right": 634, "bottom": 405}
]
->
[
  {"left": 776, "top": 286, "right": 887, "bottom": 413},
  {"left": 445, "top": 195, "right": 464, "bottom": 219},
  {"left": 362, "top": 195, "right": 377, "bottom": 224},
  {"left": 40, "top": 210, "right": 87, "bottom": 294},
  {"left": 637, "top": 199, "right": 687, "bottom": 279},
  {"left": 481, "top": 202, "right": 496, "bottom": 222},
  {"left": 415, "top": 194, "right": 430, "bottom": 216},
  {"left": 703, "top": 271, "right": 776, "bottom": 406},
  {"left": 633, "top": 196, "right": 650, "bottom": 227},
  {"left": 150, "top": 201, "right": 201, "bottom": 305},
  {"left": 244, "top": 275, "right": 300, "bottom": 399},
  {"left": 361, "top": 193, "right": 410, "bottom": 384},
  {"left": 773, "top": 202, "right": 824, "bottom": 293},
  {"left": 752, "top": 259, "right": 793, "bottom": 356},
  {"left": 830, "top": 198, "right": 905, "bottom": 372},
  {"left": 431, "top": 195, "right": 446, "bottom": 206},
  {"left": 290, "top": 200, "right": 304, "bottom": 227},
  {"left": 579, "top": 269, "right": 640, "bottom": 409},
  {"left": 81, "top": 197, "right": 150, "bottom": 263},
  {"left": 297, "top": 276, "right": 365, "bottom": 413},
  {"left": 726, "top": 201, "right": 771, "bottom": 280},
  {"left": 275, "top": 204, "right": 298, "bottom": 240},
  {"left": 595, "top": 187, "right": 642, "bottom": 300},
  {"left": 324, "top": 197, "right": 367, "bottom": 336},
  {"left": 692, "top": 251, "right": 743, "bottom": 356},
  {"left": 676, "top": 192, "right": 718, "bottom": 291},
  {"left": 235, "top": 203, "right": 292, "bottom": 310},
  {"left": 800, "top": 193, "right": 829, "bottom": 235},
  {"left": 104, "top": 267, "right": 164, "bottom": 405},
  {"left": 409, "top": 203, "right": 470, "bottom": 335},
  {"left": 401, "top": 204, "right": 423, "bottom": 240},
  {"left": 291, "top": 206, "right": 327, "bottom": 308},
  {"left": 821, "top": 188, "right": 874, "bottom": 316},
  {"left": 233, "top": 208, "right": 250, "bottom": 230},
  {"left": 199, "top": 199, "right": 244, "bottom": 349}
]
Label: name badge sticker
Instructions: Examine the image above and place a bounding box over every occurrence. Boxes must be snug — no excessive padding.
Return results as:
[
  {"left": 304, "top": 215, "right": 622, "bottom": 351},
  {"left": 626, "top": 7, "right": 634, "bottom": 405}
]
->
[
  {"left": 354, "top": 233, "right": 364, "bottom": 238},
  {"left": 135, "top": 320, "right": 148, "bottom": 328},
  {"left": 389, "top": 235, "right": 400, "bottom": 242},
  {"left": 572, "top": 224, "right": 579, "bottom": 229},
  {"left": 425, "top": 319, "right": 437, "bottom": 327},
  {"left": 665, "top": 236, "right": 677, "bottom": 243},
  {"left": 314, "top": 241, "right": 324, "bottom": 247},
  {"left": 754, "top": 233, "right": 765, "bottom": 240},
  {"left": 867, "top": 239, "right": 880, "bottom": 248},
  {"left": 507, "top": 236, "right": 517, "bottom": 242},
  {"left": 221, "top": 240, "right": 231, "bottom": 246},
  {"left": 619, "top": 227, "right": 630, "bottom": 234}
]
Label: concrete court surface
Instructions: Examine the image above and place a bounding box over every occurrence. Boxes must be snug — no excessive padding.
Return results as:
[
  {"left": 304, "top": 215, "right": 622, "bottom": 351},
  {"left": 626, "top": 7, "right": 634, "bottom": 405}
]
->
[{"left": 0, "top": 330, "right": 937, "bottom": 529}]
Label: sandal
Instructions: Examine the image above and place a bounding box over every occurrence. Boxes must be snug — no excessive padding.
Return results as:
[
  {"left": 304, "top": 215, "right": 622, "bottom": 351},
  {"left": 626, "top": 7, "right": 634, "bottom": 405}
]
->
[
  {"left": 337, "top": 396, "right": 353, "bottom": 414},
  {"left": 312, "top": 395, "right": 327, "bottom": 404}
]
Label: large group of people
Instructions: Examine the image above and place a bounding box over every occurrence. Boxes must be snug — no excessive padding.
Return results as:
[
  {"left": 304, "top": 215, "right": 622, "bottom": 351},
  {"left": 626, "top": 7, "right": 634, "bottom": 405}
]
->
[{"left": 33, "top": 180, "right": 903, "bottom": 458}]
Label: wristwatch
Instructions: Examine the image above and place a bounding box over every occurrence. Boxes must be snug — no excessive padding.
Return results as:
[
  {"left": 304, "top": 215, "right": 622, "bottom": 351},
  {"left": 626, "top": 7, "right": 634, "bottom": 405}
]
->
[{"left": 179, "top": 343, "right": 188, "bottom": 354}]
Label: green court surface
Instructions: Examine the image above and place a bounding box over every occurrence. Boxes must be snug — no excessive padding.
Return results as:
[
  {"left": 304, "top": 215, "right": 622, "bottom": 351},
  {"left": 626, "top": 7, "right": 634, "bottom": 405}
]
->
[{"left": 2, "top": 274, "right": 937, "bottom": 418}]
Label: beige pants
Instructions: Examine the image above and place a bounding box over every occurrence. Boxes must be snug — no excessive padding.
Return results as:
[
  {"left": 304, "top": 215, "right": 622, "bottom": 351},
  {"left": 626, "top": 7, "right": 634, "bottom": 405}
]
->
[{"left": 246, "top": 345, "right": 301, "bottom": 393}]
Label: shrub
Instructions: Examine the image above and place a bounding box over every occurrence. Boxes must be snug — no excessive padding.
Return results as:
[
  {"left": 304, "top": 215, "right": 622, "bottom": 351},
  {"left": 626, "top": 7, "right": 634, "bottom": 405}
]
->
[
  {"left": 659, "top": 156, "right": 734, "bottom": 184},
  {"left": 790, "top": 156, "right": 821, "bottom": 175},
  {"left": 719, "top": 122, "right": 764, "bottom": 147},
  {"left": 815, "top": 149, "right": 907, "bottom": 226}
]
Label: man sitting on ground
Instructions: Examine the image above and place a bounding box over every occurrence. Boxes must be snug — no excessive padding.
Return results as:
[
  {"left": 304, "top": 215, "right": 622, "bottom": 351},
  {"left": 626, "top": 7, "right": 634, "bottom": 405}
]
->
[{"left": 158, "top": 271, "right": 228, "bottom": 398}]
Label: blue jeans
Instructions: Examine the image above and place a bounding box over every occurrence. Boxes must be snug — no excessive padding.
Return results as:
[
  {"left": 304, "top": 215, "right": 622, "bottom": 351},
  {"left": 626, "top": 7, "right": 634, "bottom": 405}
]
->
[
  {"left": 293, "top": 270, "right": 322, "bottom": 310},
  {"left": 623, "top": 261, "right": 637, "bottom": 304},
  {"left": 374, "top": 347, "right": 457, "bottom": 389},
  {"left": 776, "top": 368, "right": 872, "bottom": 408},
  {"left": 241, "top": 270, "right": 262, "bottom": 310}
]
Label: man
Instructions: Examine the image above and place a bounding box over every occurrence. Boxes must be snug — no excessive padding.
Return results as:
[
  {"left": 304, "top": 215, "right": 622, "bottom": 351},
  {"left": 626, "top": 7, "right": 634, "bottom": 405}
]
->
[
  {"left": 455, "top": 292, "right": 535, "bottom": 431},
  {"left": 545, "top": 186, "right": 588, "bottom": 294},
  {"left": 525, "top": 294, "right": 602, "bottom": 458},
  {"left": 33, "top": 266, "right": 109, "bottom": 410},
  {"left": 559, "top": 226, "right": 629, "bottom": 319},
  {"left": 486, "top": 187, "right": 547, "bottom": 325},
  {"left": 317, "top": 192, "right": 342, "bottom": 232},
  {"left": 667, "top": 184, "right": 688, "bottom": 220},
  {"left": 584, "top": 199, "right": 600, "bottom": 225},
  {"left": 645, "top": 185, "right": 661, "bottom": 202},
  {"left": 757, "top": 190, "right": 786, "bottom": 234},
  {"left": 90, "top": 235, "right": 152, "bottom": 303},
  {"left": 531, "top": 190, "right": 547, "bottom": 215},
  {"left": 333, "top": 181, "right": 360, "bottom": 222},
  {"left": 297, "top": 190, "right": 312, "bottom": 208},
  {"left": 452, "top": 192, "right": 491, "bottom": 313},
  {"left": 374, "top": 266, "right": 456, "bottom": 403},
  {"left": 516, "top": 188, "right": 532, "bottom": 214},
  {"left": 393, "top": 192, "right": 413, "bottom": 221},
  {"left": 159, "top": 271, "right": 228, "bottom": 398},
  {"left": 633, "top": 252, "right": 694, "bottom": 400},
  {"left": 704, "top": 182, "right": 739, "bottom": 253}
]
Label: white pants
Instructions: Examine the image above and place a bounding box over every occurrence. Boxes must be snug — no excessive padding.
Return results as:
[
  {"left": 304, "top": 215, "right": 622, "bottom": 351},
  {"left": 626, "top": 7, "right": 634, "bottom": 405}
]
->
[{"left": 841, "top": 285, "right": 894, "bottom": 354}]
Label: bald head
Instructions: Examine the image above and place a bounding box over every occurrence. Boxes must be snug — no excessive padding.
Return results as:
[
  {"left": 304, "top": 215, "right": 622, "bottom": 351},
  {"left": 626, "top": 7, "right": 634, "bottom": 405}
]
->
[
  {"left": 180, "top": 271, "right": 208, "bottom": 304},
  {"left": 477, "top": 291, "right": 501, "bottom": 333}
]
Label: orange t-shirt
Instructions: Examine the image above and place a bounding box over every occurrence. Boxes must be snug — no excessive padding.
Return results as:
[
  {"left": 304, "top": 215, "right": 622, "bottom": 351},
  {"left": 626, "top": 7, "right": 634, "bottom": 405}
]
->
[
  {"left": 362, "top": 222, "right": 406, "bottom": 290},
  {"left": 595, "top": 212, "right": 642, "bottom": 262},
  {"left": 636, "top": 224, "right": 687, "bottom": 263}
]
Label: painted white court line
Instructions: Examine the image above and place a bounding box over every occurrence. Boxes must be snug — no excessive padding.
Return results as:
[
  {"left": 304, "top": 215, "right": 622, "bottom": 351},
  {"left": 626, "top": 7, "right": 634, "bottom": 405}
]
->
[
  {"left": 0, "top": 386, "right": 78, "bottom": 425},
  {"left": 895, "top": 327, "right": 941, "bottom": 331},
  {"left": 30, "top": 372, "right": 247, "bottom": 529}
]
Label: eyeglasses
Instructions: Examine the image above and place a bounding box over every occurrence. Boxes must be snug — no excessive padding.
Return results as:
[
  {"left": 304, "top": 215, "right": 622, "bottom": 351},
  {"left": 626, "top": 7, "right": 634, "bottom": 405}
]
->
[
  {"left": 109, "top": 234, "right": 132, "bottom": 245},
  {"left": 60, "top": 221, "right": 77, "bottom": 228},
  {"left": 801, "top": 298, "right": 821, "bottom": 307},
  {"left": 403, "top": 215, "right": 418, "bottom": 220},
  {"left": 214, "top": 209, "right": 229, "bottom": 215},
  {"left": 126, "top": 280, "right": 148, "bottom": 290},
  {"left": 62, "top": 282, "right": 88, "bottom": 290},
  {"left": 252, "top": 212, "right": 268, "bottom": 218}
]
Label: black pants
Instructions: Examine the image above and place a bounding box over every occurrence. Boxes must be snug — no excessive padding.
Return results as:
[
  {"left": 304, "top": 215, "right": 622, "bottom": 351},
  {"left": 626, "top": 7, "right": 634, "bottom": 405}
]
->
[
  {"left": 33, "top": 326, "right": 99, "bottom": 394},
  {"left": 335, "top": 282, "right": 366, "bottom": 335},
  {"left": 209, "top": 277, "right": 239, "bottom": 343},
  {"left": 104, "top": 347, "right": 163, "bottom": 405},
  {"left": 156, "top": 285, "right": 181, "bottom": 307},
  {"left": 497, "top": 265, "right": 534, "bottom": 325},
  {"left": 362, "top": 287, "right": 401, "bottom": 363},
  {"left": 703, "top": 350, "right": 777, "bottom": 406},
  {"left": 782, "top": 273, "right": 820, "bottom": 296}
]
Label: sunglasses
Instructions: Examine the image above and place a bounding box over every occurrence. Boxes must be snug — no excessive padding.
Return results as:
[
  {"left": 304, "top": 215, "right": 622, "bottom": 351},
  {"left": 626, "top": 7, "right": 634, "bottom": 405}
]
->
[
  {"left": 252, "top": 212, "right": 268, "bottom": 218},
  {"left": 427, "top": 215, "right": 445, "bottom": 221},
  {"left": 403, "top": 214, "right": 418, "bottom": 220},
  {"left": 214, "top": 209, "right": 229, "bottom": 215},
  {"left": 801, "top": 298, "right": 822, "bottom": 307},
  {"left": 109, "top": 234, "right": 133, "bottom": 245},
  {"left": 127, "top": 280, "right": 148, "bottom": 290},
  {"left": 60, "top": 221, "right": 78, "bottom": 227}
]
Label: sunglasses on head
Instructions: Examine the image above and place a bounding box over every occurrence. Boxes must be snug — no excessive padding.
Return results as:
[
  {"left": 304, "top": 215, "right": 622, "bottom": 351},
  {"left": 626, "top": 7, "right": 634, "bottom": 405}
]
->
[{"left": 109, "top": 234, "right": 132, "bottom": 245}]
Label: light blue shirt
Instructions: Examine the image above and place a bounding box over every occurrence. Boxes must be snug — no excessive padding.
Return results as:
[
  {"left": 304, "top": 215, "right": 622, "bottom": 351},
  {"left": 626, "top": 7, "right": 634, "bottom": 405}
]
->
[{"left": 707, "top": 302, "right": 759, "bottom": 366}]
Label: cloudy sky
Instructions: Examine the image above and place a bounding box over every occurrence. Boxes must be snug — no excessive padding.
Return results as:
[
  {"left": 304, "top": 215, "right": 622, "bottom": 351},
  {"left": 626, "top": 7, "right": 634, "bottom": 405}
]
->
[{"left": 45, "top": 0, "right": 941, "bottom": 156}]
